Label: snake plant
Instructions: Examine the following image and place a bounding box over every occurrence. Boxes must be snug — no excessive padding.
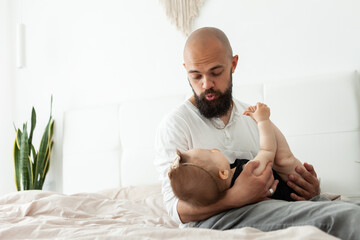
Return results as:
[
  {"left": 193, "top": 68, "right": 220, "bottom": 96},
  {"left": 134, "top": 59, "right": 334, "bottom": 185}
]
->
[{"left": 13, "top": 97, "right": 54, "bottom": 191}]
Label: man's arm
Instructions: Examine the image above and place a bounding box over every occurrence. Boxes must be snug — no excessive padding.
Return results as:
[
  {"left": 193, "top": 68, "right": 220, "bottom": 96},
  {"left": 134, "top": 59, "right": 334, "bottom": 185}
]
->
[{"left": 178, "top": 161, "right": 279, "bottom": 223}]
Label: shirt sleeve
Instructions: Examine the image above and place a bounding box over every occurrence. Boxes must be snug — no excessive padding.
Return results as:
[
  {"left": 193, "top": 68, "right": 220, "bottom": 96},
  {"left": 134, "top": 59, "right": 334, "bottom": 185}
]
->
[{"left": 154, "top": 113, "right": 190, "bottom": 224}]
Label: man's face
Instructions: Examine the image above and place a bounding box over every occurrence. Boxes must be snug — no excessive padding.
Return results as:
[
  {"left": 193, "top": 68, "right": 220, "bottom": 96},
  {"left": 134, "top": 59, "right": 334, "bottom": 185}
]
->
[
  {"left": 183, "top": 38, "right": 237, "bottom": 118},
  {"left": 191, "top": 71, "right": 232, "bottom": 118}
]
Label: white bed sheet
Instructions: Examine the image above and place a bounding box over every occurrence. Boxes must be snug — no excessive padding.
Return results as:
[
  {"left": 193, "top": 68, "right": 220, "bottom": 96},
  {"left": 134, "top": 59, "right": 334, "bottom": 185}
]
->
[{"left": 0, "top": 184, "right": 339, "bottom": 239}]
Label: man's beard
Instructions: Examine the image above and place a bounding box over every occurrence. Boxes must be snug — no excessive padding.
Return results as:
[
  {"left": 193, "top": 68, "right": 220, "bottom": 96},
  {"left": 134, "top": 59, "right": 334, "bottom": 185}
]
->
[{"left": 192, "top": 74, "right": 233, "bottom": 119}]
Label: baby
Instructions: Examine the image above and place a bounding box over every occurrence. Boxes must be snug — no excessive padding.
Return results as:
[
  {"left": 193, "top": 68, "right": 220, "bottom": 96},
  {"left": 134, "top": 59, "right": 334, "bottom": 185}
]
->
[{"left": 168, "top": 102, "right": 305, "bottom": 206}]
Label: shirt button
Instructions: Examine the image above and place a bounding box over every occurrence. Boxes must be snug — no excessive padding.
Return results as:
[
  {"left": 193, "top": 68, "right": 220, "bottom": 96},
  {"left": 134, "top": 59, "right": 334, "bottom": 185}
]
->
[{"left": 224, "top": 130, "right": 230, "bottom": 139}]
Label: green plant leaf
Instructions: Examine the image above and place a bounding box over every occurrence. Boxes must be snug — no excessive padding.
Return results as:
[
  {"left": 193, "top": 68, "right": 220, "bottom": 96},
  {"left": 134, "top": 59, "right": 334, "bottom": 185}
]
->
[
  {"left": 28, "top": 107, "right": 36, "bottom": 147},
  {"left": 15, "top": 128, "right": 22, "bottom": 149},
  {"left": 40, "top": 140, "right": 53, "bottom": 188},
  {"left": 49, "top": 95, "right": 53, "bottom": 118},
  {"left": 14, "top": 129, "right": 23, "bottom": 190},
  {"left": 44, "top": 139, "right": 53, "bottom": 175},
  {"left": 43, "top": 121, "right": 54, "bottom": 186},
  {"left": 31, "top": 144, "right": 37, "bottom": 181},
  {"left": 33, "top": 118, "right": 54, "bottom": 189},
  {"left": 18, "top": 124, "right": 33, "bottom": 190},
  {"left": 13, "top": 136, "right": 21, "bottom": 191}
]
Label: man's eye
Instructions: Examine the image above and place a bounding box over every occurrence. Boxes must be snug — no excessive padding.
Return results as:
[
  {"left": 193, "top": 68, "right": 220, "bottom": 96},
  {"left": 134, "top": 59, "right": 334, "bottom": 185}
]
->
[
  {"left": 212, "top": 71, "right": 223, "bottom": 76},
  {"left": 190, "top": 74, "right": 202, "bottom": 80}
]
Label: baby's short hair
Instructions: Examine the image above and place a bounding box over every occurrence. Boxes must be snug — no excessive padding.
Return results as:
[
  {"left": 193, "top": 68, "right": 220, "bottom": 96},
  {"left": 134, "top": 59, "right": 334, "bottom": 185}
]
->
[{"left": 168, "top": 150, "right": 226, "bottom": 206}]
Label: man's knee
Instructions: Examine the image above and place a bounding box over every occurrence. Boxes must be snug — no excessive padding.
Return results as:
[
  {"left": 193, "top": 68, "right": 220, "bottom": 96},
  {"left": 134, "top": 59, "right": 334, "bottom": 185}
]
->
[{"left": 321, "top": 202, "right": 360, "bottom": 239}]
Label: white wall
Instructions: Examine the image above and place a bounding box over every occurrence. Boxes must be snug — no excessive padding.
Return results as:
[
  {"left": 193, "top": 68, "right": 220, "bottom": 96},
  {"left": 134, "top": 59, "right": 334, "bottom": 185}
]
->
[
  {"left": 0, "top": 0, "right": 16, "bottom": 195},
  {"left": 2, "top": 0, "right": 360, "bottom": 195},
  {"left": 196, "top": 0, "right": 360, "bottom": 84}
]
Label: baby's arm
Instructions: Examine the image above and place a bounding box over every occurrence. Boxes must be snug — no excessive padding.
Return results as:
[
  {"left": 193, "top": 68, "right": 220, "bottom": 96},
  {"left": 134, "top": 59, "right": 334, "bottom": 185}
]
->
[
  {"left": 244, "top": 104, "right": 305, "bottom": 181},
  {"left": 243, "top": 103, "right": 277, "bottom": 176}
]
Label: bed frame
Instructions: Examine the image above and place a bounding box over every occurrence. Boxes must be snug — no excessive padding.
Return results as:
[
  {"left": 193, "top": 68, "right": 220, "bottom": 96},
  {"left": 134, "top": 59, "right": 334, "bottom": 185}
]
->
[{"left": 62, "top": 70, "right": 360, "bottom": 199}]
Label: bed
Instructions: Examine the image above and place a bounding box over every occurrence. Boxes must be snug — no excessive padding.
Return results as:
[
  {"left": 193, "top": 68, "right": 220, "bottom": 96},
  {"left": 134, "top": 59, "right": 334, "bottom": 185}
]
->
[
  {"left": 1, "top": 70, "right": 359, "bottom": 239},
  {"left": 0, "top": 184, "right": 341, "bottom": 239}
]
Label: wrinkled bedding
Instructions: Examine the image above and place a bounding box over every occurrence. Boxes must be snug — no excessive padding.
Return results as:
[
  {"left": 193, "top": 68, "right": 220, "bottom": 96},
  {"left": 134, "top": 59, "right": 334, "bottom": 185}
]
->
[{"left": 0, "top": 184, "right": 339, "bottom": 239}]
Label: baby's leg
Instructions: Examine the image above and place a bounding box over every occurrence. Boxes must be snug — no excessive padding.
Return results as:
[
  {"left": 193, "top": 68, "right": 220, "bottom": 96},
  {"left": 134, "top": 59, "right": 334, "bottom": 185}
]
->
[{"left": 271, "top": 122, "right": 304, "bottom": 181}]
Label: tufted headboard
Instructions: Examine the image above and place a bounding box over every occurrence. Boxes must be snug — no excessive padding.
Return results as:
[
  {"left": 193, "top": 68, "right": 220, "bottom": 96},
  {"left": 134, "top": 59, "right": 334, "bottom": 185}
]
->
[{"left": 63, "top": 71, "right": 360, "bottom": 198}]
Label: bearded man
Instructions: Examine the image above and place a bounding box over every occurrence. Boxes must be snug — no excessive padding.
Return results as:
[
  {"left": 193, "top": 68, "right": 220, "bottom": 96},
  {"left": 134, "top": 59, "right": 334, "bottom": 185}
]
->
[{"left": 154, "top": 27, "right": 360, "bottom": 239}]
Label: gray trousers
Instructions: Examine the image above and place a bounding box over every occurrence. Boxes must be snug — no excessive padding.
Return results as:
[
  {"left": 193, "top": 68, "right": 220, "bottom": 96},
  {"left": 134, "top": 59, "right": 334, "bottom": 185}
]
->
[{"left": 193, "top": 196, "right": 360, "bottom": 240}]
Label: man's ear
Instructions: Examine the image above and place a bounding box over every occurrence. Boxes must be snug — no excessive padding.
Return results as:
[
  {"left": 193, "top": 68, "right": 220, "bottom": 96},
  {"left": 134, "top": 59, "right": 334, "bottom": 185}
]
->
[
  {"left": 231, "top": 55, "right": 239, "bottom": 73},
  {"left": 218, "top": 169, "right": 229, "bottom": 180}
]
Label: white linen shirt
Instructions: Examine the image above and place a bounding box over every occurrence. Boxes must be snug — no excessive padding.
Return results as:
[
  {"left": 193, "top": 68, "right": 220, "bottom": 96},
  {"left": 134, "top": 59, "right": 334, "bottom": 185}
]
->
[{"left": 154, "top": 98, "right": 260, "bottom": 226}]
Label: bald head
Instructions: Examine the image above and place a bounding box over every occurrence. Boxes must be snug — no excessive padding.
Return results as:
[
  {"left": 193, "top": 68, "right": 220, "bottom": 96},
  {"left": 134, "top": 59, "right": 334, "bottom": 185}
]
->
[
  {"left": 182, "top": 27, "right": 238, "bottom": 119},
  {"left": 184, "top": 27, "right": 233, "bottom": 61}
]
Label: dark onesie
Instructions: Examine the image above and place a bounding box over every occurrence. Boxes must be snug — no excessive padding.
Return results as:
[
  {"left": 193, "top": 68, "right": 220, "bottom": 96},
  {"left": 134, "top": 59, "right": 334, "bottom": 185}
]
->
[{"left": 230, "top": 159, "right": 295, "bottom": 201}]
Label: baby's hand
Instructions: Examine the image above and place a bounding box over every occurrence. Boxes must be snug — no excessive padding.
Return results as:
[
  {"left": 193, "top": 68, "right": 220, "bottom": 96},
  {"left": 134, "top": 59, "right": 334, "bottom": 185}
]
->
[{"left": 243, "top": 102, "right": 270, "bottom": 122}]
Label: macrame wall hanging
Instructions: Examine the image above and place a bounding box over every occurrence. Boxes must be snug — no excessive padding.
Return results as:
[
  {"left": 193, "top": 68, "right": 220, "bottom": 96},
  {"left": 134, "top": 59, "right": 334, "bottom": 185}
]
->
[{"left": 159, "top": 0, "right": 206, "bottom": 37}]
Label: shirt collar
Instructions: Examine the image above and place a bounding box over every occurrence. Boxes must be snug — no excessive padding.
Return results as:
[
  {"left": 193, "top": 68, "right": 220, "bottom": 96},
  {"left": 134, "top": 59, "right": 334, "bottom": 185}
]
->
[{"left": 210, "top": 100, "right": 240, "bottom": 129}]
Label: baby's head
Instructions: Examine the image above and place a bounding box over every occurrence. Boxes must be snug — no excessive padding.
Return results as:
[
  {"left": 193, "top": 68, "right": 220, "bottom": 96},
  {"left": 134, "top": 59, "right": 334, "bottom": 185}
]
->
[{"left": 168, "top": 148, "right": 232, "bottom": 206}]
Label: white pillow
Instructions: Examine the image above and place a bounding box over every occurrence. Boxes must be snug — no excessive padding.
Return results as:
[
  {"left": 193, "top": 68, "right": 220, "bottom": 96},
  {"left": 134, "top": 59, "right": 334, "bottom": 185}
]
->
[{"left": 118, "top": 95, "right": 187, "bottom": 187}]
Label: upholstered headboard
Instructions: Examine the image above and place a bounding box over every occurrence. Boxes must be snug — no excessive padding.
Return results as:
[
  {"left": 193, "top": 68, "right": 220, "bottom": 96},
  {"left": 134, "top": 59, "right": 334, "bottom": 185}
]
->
[{"left": 63, "top": 71, "right": 360, "bottom": 198}]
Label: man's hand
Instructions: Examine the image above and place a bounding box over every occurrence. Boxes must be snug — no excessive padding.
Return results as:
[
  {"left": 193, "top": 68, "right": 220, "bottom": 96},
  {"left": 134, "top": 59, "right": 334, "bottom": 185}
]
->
[
  {"left": 287, "top": 162, "right": 320, "bottom": 200},
  {"left": 227, "top": 160, "right": 279, "bottom": 207}
]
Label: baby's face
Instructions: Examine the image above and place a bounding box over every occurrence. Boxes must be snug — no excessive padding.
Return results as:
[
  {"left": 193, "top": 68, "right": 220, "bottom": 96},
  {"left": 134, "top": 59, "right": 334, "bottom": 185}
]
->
[{"left": 186, "top": 148, "right": 230, "bottom": 171}]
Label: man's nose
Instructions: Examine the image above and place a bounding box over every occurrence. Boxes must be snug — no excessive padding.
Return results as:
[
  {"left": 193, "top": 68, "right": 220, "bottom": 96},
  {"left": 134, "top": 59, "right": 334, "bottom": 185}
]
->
[{"left": 202, "top": 76, "right": 214, "bottom": 89}]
